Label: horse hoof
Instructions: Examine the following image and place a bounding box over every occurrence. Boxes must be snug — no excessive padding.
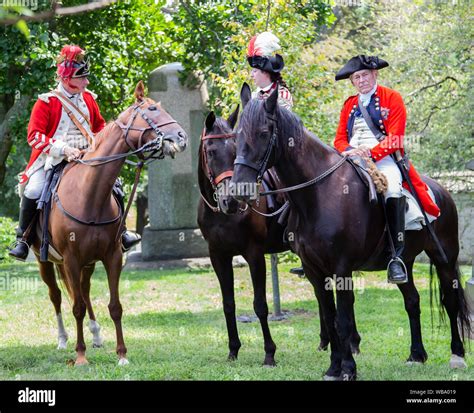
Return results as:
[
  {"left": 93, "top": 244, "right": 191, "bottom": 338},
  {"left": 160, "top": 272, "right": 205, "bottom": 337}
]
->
[
  {"left": 449, "top": 354, "right": 467, "bottom": 369},
  {"left": 323, "top": 374, "right": 341, "bottom": 381},
  {"left": 57, "top": 341, "right": 67, "bottom": 350},
  {"left": 317, "top": 344, "right": 328, "bottom": 352},
  {"left": 351, "top": 348, "right": 360, "bottom": 356},
  {"left": 227, "top": 354, "right": 238, "bottom": 362},
  {"left": 341, "top": 372, "right": 357, "bottom": 381},
  {"left": 118, "top": 358, "right": 129, "bottom": 366},
  {"left": 263, "top": 358, "right": 276, "bottom": 367},
  {"left": 92, "top": 341, "right": 104, "bottom": 348},
  {"left": 74, "top": 358, "right": 89, "bottom": 367},
  {"left": 406, "top": 360, "right": 423, "bottom": 366}
]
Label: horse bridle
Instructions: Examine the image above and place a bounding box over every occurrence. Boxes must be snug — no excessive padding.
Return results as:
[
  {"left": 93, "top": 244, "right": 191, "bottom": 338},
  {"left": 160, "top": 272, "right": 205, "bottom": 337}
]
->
[
  {"left": 55, "top": 101, "right": 180, "bottom": 228},
  {"left": 114, "top": 101, "right": 179, "bottom": 161},
  {"left": 233, "top": 114, "right": 279, "bottom": 184},
  {"left": 200, "top": 129, "right": 248, "bottom": 213},
  {"left": 200, "top": 129, "right": 236, "bottom": 187},
  {"left": 232, "top": 112, "right": 347, "bottom": 201}
]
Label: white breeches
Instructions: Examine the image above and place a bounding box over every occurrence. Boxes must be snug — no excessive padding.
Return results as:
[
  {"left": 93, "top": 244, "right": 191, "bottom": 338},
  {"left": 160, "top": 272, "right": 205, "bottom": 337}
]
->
[
  {"left": 376, "top": 156, "right": 403, "bottom": 199},
  {"left": 23, "top": 168, "right": 47, "bottom": 199}
]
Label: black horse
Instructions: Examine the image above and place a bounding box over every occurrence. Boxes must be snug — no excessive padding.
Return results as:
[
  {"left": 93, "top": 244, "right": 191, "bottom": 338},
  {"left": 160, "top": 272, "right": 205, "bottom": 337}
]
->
[{"left": 231, "top": 83, "right": 470, "bottom": 380}]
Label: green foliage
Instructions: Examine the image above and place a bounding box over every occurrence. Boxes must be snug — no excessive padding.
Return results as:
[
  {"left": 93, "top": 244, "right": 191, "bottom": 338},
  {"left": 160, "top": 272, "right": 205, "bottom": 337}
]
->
[
  {"left": 316, "top": 1, "right": 473, "bottom": 172},
  {"left": 278, "top": 250, "right": 300, "bottom": 264},
  {"left": 0, "top": 216, "right": 17, "bottom": 263},
  {"left": 169, "top": 0, "right": 334, "bottom": 125}
]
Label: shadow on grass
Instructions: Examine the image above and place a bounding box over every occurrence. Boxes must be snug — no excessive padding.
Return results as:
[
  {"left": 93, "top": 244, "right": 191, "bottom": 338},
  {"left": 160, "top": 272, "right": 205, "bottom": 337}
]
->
[{"left": 0, "top": 262, "right": 211, "bottom": 282}]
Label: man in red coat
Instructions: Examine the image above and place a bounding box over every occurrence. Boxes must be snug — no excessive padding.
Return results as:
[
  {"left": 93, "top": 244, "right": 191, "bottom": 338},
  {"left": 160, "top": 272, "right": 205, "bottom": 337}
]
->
[
  {"left": 9, "top": 45, "right": 140, "bottom": 260},
  {"left": 333, "top": 55, "right": 440, "bottom": 284}
]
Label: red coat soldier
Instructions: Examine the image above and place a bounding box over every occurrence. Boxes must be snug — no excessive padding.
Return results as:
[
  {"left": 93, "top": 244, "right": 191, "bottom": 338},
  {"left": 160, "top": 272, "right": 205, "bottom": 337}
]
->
[
  {"left": 9, "top": 45, "right": 140, "bottom": 261},
  {"left": 334, "top": 55, "right": 440, "bottom": 284}
]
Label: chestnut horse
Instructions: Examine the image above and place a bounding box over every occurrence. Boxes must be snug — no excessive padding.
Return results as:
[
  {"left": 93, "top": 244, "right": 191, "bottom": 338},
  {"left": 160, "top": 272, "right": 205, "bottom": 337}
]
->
[
  {"left": 197, "top": 109, "right": 361, "bottom": 365},
  {"left": 231, "top": 83, "right": 470, "bottom": 380},
  {"left": 32, "top": 81, "right": 187, "bottom": 366}
]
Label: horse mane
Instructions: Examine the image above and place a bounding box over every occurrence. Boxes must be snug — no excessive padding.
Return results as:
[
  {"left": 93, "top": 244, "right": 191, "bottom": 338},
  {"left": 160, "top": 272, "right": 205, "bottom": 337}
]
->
[
  {"left": 241, "top": 99, "right": 317, "bottom": 148},
  {"left": 91, "top": 121, "right": 116, "bottom": 151}
]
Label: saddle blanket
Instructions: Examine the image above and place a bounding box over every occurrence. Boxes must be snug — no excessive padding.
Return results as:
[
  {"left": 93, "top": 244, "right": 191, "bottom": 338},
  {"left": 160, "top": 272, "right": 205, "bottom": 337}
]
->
[{"left": 404, "top": 186, "right": 438, "bottom": 231}]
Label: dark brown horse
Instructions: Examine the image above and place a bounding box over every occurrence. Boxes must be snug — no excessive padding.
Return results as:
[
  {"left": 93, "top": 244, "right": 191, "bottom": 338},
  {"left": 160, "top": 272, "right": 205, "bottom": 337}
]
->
[
  {"left": 197, "top": 108, "right": 289, "bottom": 366},
  {"left": 32, "top": 81, "right": 187, "bottom": 366},
  {"left": 197, "top": 109, "right": 360, "bottom": 365},
  {"left": 231, "top": 83, "right": 470, "bottom": 380}
]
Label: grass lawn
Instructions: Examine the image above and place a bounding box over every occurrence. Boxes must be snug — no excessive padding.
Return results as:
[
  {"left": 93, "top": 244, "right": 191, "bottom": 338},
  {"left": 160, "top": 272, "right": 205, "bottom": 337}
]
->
[{"left": 0, "top": 260, "right": 472, "bottom": 380}]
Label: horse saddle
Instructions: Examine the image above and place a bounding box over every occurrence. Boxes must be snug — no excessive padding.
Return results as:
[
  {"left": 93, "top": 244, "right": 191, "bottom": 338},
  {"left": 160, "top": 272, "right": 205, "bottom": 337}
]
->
[
  {"left": 36, "top": 162, "right": 68, "bottom": 263},
  {"left": 35, "top": 162, "right": 124, "bottom": 263},
  {"left": 346, "top": 155, "right": 378, "bottom": 204}
]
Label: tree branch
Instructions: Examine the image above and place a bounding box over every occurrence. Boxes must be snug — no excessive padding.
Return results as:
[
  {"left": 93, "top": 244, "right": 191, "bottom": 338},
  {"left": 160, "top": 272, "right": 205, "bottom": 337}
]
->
[
  {"left": 1, "top": 0, "right": 117, "bottom": 25},
  {"left": 406, "top": 76, "right": 458, "bottom": 100},
  {"left": 417, "top": 100, "right": 460, "bottom": 134}
]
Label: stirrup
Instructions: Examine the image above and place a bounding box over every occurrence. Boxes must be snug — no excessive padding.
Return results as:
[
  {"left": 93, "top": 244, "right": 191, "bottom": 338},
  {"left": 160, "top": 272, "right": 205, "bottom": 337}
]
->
[
  {"left": 387, "top": 257, "right": 408, "bottom": 284},
  {"left": 8, "top": 240, "right": 30, "bottom": 261}
]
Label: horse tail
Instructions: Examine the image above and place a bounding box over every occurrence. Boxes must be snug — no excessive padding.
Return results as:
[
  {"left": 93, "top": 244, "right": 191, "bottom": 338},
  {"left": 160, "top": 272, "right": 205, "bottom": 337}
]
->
[
  {"left": 429, "top": 258, "right": 471, "bottom": 343},
  {"left": 454, "top": 261, "right": 472, "bottom": 343},
  {"left": 55, "top": 263, "right": 74, "bottom": 303},
  {"left": 429, "top": 259, "right": 445, "bottom": 331}
]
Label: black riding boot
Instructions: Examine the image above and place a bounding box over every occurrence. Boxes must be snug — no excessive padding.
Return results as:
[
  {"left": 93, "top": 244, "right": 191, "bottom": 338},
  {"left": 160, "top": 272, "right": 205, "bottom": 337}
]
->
[
  {"left": 8, "top": 196, "right": 38, "bottom": 261},
  {"left": 386, "top": 196, "right": 408, "bottom": 284},
  {"left": 113, "top": 180, "right": 142, "bottom": 252}
]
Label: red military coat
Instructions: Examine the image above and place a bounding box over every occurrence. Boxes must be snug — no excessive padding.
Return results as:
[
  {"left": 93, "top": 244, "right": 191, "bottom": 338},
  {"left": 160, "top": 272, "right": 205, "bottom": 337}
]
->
[
  {"left": 334, "top": 84, "right": 440, "bottom": 217},
  {"left": 19, "top": 90, "right": 105, "bottom": 185}
]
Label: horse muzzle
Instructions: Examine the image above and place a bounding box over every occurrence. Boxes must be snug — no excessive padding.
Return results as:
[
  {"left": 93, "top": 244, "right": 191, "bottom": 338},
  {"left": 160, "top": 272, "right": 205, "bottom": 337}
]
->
[
  {"left": 162, "top": 131, "right": 188, "bottom": 158},
  {"left": 219, "top": 195, "right": 240, "bottom": 215}
]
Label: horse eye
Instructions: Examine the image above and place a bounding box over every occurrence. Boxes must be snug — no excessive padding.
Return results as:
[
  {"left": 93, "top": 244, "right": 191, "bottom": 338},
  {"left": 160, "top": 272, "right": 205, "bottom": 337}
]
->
[{"left": 148, "top": 105, "right": 157, "bottom": 111}]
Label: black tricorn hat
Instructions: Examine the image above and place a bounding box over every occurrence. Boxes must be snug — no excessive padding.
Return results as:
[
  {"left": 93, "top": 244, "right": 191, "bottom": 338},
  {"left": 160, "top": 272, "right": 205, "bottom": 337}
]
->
[
  {"left": 335, "top": 55, "right": 389, "bottom": 81},
  {"left": 247, "top": 54, "right": 284, "bottom": 74}
]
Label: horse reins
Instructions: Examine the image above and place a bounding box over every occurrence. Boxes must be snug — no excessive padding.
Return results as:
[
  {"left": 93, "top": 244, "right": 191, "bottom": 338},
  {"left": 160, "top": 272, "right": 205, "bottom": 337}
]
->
[
  {"left": 54, "top": 101, "right": 179, "bottom": 236},
  {"left": 234, "top": 113, "right": 347, "bottom": 199}
]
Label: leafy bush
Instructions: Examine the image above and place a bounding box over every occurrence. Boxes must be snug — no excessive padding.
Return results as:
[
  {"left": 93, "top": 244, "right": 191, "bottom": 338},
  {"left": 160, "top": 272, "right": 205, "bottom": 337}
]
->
[
  {"left": 278, "top": 250, "right": 300, "bottom": 264},
  {"left": 0, "top": 216, "right": 17, "bottom": 263}
]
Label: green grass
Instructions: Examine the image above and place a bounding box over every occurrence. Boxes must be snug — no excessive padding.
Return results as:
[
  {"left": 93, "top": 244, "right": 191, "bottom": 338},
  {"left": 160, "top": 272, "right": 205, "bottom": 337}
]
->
[{"left": 0, "top": 260, "right": 472, "bottom": 380}]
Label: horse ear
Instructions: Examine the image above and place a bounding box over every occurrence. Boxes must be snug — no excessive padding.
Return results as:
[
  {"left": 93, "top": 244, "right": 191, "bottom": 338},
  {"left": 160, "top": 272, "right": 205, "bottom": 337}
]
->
[
  {"left": 240, "top": 82, "right": 251, "bottom": 109},
  {"left": 264, "top": 86, "right": 278, "bottom": 115},
  {"left": 227, "top": 104, "right": 240, "bottom": 130},
  {"left": 205, "top": 111, "right": 216, "bottom": 131},
  {"left": 134, "top": 80, "right": 146, "bottom": 102}
]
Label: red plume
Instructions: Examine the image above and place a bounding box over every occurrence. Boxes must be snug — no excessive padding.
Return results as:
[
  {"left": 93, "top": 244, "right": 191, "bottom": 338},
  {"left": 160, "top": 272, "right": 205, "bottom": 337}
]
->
[{"left": 247, "top": 35, "right": 257, "bottom": 57}]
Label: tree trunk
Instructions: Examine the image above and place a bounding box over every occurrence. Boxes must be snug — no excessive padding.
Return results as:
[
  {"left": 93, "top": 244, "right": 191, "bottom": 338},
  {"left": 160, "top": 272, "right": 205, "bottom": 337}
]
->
[
  {"left": 136, "top": 188, "right": 149, "bottom": 236},
  {"left": 0, "top": 95, "right": 31, "bottom": 186}
]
